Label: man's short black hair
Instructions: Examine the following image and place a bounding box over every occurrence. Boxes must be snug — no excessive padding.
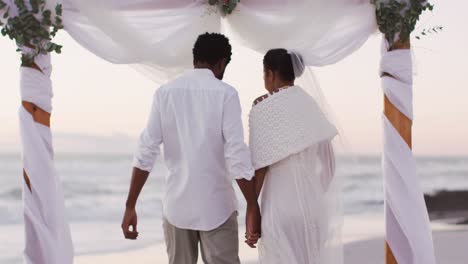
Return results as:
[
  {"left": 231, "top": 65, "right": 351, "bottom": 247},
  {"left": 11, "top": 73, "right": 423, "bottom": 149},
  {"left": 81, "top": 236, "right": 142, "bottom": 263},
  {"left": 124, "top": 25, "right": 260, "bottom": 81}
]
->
[{"left": 193, "top": 33, "right": 232, "bottom": 66}]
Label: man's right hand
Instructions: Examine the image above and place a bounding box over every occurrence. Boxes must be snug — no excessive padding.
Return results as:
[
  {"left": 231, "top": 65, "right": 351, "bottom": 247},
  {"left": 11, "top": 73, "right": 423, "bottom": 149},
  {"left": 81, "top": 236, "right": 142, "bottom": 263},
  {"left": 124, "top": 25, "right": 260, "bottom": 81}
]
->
[
  {"left": 122, "top": 167, "right": 150, "bottom": 240},
  {"left": 121, "top": 207, "right": 139, "bottom": 240},
  {"left": 245, "top": 202, "right": 261, "bottom": 248}
]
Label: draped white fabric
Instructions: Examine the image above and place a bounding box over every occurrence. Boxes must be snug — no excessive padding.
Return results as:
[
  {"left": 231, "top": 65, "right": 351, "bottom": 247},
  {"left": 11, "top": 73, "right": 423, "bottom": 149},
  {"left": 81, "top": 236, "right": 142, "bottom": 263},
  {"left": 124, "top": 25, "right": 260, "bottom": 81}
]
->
[
  {"left": 61, "top": 0, "right": 377, "bottom": 82},
  {"left": 380, "top": 40, "right": 436, "bottom": 264},
  {"left": 20, "top": 53, "right": 74, "bottom": 264},
  {"left": 62, "top": 0, "right": 221, "bottom": 82},
  {"left": 225, "top": 0, "right": 377, "bottom": 66}
]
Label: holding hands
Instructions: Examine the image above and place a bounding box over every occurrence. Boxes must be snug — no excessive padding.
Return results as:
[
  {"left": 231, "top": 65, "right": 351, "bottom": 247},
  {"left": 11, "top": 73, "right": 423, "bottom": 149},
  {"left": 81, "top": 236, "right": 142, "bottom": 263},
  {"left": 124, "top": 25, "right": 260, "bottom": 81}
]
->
[{"left": 245, "top": 202, "right": 261, "bottom": 248}]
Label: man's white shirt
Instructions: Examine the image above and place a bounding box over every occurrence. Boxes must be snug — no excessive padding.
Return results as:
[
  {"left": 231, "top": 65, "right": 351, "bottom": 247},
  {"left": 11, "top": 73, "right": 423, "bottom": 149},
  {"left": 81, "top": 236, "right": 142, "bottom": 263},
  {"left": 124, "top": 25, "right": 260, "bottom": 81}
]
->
[{"left": 133, "top": 69, "right": 254, "bottom": 231}]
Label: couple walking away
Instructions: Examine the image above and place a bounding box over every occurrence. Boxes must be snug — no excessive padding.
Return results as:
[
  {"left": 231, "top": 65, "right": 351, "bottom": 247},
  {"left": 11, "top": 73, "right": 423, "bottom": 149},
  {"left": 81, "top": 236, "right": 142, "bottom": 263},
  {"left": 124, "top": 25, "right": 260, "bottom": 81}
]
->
[{"left": 121, "top": 33, "right": 342, "bottom": 264}]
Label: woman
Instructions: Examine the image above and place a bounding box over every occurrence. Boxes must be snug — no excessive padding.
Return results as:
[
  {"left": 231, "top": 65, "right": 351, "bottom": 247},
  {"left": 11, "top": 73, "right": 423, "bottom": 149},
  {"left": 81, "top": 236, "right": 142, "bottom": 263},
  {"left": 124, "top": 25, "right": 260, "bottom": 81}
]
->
[{"left": 248, "top": 49, "right": 342, "bottom": 264}]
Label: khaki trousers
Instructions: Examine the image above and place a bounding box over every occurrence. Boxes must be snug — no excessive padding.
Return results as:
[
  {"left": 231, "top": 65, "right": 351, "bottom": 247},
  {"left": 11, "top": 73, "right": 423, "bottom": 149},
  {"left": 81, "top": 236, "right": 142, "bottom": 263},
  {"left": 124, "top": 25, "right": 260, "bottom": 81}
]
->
[{"left": 163, "top": 212, "right": 240, "bottom": 264}]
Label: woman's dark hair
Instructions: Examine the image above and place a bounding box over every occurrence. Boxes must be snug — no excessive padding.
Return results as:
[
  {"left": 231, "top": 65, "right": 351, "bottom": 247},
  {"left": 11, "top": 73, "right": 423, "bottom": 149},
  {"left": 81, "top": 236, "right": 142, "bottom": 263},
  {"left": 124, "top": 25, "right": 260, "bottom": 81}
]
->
[
  {"left": 263, "top": 49, "right": 296, "bottom": 82},
  {"left": 193, "top": 33, "right": 232, "bottom": 66}
]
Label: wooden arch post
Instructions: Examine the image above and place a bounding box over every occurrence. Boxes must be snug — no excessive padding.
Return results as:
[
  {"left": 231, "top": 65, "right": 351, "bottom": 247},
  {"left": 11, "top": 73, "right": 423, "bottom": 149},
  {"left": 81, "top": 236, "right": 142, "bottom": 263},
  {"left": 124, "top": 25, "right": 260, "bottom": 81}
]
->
[
  {"left": 384, "top": 39, "right": 411, "bottom": 264},
  {"left": 21, "top": 60, "right": 49, "bottom": 193},
  {"left": 18, "top": 52, "right": 74, "bottom": 263}
]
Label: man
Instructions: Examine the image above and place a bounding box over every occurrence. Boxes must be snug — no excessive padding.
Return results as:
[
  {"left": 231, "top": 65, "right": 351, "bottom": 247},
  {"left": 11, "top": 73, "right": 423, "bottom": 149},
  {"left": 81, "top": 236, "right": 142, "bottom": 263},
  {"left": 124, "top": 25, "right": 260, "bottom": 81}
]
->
[{"left": 121, "top": 33, "right": 261, "bottom": 264}]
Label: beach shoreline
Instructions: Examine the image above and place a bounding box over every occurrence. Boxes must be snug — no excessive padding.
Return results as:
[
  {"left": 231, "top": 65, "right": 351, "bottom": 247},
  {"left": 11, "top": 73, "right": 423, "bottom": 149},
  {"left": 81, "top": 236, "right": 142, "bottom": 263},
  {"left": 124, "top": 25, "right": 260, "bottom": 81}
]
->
[
  {"left": 3, "top": 155, "right": 468, "bottom": 263},
  {"left": 74, "top": 214, "right": 468, "bottom": 264}
]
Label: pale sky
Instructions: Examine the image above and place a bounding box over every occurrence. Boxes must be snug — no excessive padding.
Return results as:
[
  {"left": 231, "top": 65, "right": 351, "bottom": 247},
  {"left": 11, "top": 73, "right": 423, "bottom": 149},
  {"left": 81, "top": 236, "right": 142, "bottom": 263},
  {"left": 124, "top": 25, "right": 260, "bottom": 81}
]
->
[{"left": 0, "top": 0, "right": 467, "bottom": 155}]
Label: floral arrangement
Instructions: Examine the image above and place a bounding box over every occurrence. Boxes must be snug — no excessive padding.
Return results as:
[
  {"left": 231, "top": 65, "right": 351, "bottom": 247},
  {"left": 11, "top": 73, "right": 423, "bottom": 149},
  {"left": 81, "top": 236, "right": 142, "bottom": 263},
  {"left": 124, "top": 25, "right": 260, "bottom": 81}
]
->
[
  {"left": 371, "top": 0, "right": 434, "bottom": 46},
  {"left": 208, "top": 0, "right": 239, "bottom": 15},
  {"left": 0, "top": 0, "right": 64, "bottom": 66}
]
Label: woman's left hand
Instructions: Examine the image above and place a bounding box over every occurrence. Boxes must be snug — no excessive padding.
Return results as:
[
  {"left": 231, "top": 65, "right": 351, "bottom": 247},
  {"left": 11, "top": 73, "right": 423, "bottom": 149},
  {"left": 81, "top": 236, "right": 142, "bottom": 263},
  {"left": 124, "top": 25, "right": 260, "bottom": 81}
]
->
[{"left": 245, "top": 203, "right": 261, "bottom": 248}]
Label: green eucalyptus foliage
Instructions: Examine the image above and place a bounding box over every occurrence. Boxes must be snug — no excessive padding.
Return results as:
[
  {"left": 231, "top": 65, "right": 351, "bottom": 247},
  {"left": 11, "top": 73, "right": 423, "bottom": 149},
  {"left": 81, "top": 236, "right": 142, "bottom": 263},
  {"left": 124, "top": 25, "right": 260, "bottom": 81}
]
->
[
  {"left": 371, "top": 0, "right": 434, "bottom": 46},
  {"left": 208, "top": 0, "right": 239, "bottom": 15},
  {"left": 0, "top": 0, "right": 64, "bottom": 66},
  {"left": 415, "top": 25, "right": 443, "bottom": 40}
]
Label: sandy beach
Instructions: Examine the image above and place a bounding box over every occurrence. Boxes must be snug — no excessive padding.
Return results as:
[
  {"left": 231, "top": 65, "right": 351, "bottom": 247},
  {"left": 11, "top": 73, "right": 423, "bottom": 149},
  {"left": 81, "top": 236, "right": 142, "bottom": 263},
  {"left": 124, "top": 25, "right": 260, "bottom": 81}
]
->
[
  {"left": 3, "top": 156, "right": 467, "bottom": 264},
  {"left": 75, "top": 215, "right": 468, "bottom": 264}
]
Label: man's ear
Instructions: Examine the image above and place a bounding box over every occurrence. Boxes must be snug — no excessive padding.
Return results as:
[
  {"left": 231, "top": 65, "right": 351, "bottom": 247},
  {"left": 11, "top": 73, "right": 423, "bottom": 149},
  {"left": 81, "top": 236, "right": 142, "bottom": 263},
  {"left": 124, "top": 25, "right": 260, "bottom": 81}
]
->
[
  {"left": 214, "top": 59, "right": 227, "bottom": 76},
  {"left": 210, "top": 60, "right": 219, "bottom": 73},
  {"left": 218, "top": 58, "right": 227, "bottom": 71},
  {"left": 272, "top": 70, "right": 279, "bottom": 83},
  {"left": 222, "top": 58, "right": 229, "bottom": 67},
  {"left": 265, "top": 69, "right": 273, "bottom": 79}
]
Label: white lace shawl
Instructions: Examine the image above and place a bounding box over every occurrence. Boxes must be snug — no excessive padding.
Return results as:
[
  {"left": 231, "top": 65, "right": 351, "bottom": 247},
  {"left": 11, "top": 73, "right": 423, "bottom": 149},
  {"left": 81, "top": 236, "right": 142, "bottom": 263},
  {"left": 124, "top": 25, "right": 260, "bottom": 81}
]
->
[{"left": 249, "top": 86, "right": 338, "bottom": 170}]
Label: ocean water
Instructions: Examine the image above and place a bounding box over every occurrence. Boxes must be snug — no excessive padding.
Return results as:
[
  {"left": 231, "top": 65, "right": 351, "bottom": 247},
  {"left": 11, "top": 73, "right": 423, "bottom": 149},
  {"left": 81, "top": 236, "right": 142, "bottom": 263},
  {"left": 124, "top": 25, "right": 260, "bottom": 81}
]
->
[{"left": 0, "top": 154, "right": 467, "bottom": 263}]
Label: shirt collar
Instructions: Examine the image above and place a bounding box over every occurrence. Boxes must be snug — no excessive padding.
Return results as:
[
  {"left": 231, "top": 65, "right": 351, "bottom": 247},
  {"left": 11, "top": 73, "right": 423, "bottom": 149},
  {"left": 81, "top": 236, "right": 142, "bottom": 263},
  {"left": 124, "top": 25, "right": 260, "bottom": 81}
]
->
[{"left": 187, "top": 68, "right": 215, "bottom": 78}]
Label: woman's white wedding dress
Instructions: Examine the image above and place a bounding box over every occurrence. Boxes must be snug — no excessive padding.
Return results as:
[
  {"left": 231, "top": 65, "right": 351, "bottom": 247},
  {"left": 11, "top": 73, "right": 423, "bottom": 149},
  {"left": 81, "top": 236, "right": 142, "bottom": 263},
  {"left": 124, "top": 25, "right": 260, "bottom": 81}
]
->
[{"left": 249, "top": 86, "right": 342, "bottom": 264}]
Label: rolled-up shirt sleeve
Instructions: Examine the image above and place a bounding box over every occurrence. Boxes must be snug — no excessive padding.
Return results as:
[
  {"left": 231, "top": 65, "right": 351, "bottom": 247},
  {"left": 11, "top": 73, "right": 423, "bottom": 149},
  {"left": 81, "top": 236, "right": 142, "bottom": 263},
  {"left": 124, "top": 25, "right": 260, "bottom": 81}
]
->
[
  {"left": 222, "top": 90, "right": 255, "bottom": 181},
  {"left": 132, "top": 90, "right": 163, "bottom": 173}
]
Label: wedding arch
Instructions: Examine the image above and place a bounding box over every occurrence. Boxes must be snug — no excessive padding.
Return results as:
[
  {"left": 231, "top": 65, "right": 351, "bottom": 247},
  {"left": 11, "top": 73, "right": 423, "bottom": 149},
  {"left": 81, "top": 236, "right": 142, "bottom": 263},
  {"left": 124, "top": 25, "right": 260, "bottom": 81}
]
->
[{"left": 0, "top": 0, "right": 436, "bottom": 263}]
